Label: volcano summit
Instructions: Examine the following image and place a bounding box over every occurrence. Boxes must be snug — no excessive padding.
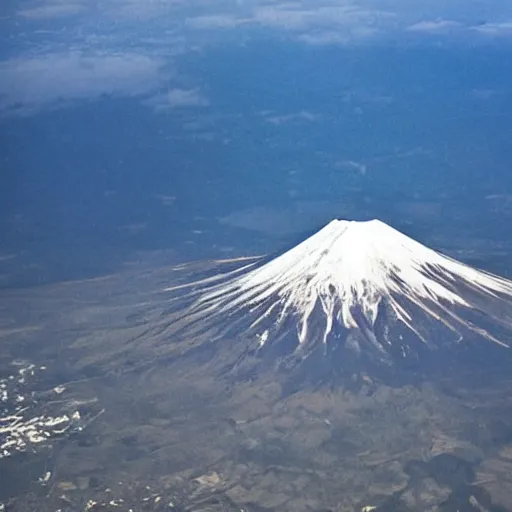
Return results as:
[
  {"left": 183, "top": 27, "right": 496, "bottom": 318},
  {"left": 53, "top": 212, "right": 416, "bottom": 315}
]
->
[{"left": 166, "top": 219, "right": 512, "bottom": 364}]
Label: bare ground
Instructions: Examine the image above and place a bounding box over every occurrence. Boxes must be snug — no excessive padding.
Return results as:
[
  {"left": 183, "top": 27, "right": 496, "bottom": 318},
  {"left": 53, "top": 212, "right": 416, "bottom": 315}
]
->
[{"left": 1, "top": 254, "right": 512, "bottom": 512}]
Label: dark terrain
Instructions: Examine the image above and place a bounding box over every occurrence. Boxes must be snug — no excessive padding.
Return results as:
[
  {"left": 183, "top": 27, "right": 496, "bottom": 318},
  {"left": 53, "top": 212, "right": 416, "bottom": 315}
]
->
[{"left": 1, "top": 250, "right": 512, "bottom": 512}]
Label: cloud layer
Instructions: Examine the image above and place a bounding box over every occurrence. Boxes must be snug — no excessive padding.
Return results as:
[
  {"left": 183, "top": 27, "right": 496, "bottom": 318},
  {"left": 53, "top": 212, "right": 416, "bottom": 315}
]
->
[
  {"left": 0, "top": 52, "right": 170, "bottom": 115},
  {"left": 2, "top": 0, "right": 512, "bottom": 115}
]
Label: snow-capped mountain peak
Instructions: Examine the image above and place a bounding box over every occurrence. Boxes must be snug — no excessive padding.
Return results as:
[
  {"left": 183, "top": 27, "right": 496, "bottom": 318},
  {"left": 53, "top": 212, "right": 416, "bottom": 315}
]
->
[{"left": 168, "top": 219, "right": 512, "bottom": 362}]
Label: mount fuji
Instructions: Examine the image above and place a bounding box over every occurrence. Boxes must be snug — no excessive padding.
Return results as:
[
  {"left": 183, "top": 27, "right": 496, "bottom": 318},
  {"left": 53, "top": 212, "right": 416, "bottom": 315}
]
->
[{"left": 164, "top": 219, "right": 512, "bottom": 366}]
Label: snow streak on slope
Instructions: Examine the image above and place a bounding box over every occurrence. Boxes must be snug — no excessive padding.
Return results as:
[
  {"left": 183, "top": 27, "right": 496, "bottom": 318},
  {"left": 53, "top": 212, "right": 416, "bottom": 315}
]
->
[{"left": 166, "top": 219, "right": 512, "bottom": 362}]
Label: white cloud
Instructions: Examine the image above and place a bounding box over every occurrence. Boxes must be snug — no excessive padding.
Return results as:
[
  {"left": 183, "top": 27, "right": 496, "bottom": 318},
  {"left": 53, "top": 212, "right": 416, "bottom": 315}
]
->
[
  {"left": 11, "top": 0, "right": 512, "bottom": 57},
  {"left": 101, "top": 0, "right": 186, "bottom": 21},
  {"left": 263, "top": 110, "right": 320, "bottom": 125},
  {"left": 0, "top": 52, "right": 168, "bottom": 115},
  {"left": 186, "top": 14, "right": 241, "bottom": 29},
  {"left": 145, "top": 88, "right": 209, "bottom": 111},
  {"left": 19, "top": 3, "right": 86, "bottom": 19},
  {"left": 185, "top": 3, "right": 396, "bottom": 44},
  {"left": 167, "top": 88, "right": 208, "bottom": 107},
  {"left": 251, "top": 4, "right": 393, "bottom": 32},
  {"left": 473, "top": 22, "right": 512, "bottom": 37},
  {"left": 407, "top": 20, "right": 461, "bottom": 33},
  {"left": 469, "top": 88, "right": 501, "bottom": 100},
  {"left": 180, "top": 1, "right": 512, "bottom": 45},
  {"left": 334, "top": 159, "right": 367, "bottom": 175},
  {"left": 297, "top": 27, "right": 377, "bottom": 45}
]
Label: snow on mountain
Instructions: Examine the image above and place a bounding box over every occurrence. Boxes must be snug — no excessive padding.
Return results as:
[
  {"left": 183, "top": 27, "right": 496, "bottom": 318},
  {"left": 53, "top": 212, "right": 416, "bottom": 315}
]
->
[{"left": 166, "top": 219, "right": 512, "bottom": 362}]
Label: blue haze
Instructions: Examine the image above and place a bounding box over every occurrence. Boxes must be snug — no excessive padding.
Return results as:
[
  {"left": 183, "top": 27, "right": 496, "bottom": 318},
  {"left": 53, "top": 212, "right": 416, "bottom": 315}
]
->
[{"left": 1, "top": 3, "right": 512, "bottom": 284}]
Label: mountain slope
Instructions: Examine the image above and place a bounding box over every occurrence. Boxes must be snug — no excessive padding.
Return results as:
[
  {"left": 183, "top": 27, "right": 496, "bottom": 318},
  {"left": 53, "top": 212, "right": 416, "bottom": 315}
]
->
[{"left": 165, "top": 219, "right": 512, "bottom": 363}]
